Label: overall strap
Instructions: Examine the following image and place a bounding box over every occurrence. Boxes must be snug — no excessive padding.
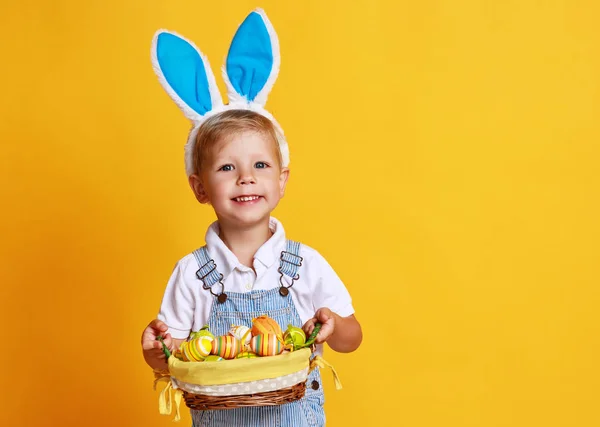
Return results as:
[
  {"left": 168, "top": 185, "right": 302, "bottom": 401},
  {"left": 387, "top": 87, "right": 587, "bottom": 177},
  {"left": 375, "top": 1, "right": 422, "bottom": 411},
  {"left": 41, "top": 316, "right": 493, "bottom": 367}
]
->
[
  {"left": 280, "top": 240, "right": 302, "bottom": 279},
  {"left": 278, "top": 240, "right": 303, "bottom": 296},
  {"left": 193, "top": 241, "right": 303, "bottom": 300},
  {"left": 192, "top": 246, "right": 227, "bottom": 303}
]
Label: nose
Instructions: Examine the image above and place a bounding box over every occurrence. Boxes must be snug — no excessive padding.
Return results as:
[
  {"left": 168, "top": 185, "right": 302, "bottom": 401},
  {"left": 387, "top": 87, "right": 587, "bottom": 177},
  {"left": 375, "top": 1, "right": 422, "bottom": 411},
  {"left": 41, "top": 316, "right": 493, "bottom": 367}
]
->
[{"left": 237, "top": 170, "right": 256, "bottom": 185}]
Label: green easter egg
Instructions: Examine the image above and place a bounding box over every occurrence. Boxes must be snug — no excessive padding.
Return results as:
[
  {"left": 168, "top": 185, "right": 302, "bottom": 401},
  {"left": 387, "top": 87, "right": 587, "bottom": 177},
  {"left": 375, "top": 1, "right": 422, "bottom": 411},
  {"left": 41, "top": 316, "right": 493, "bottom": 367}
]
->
[
  {"left": 190, "top": 324, "right": 215, "bottom": 340},
  {"left": 284, "top": 325, "right": 306, "bottom": 348},
  {"left": 236, "top": 351, "right": 259, "bottom": 359}
]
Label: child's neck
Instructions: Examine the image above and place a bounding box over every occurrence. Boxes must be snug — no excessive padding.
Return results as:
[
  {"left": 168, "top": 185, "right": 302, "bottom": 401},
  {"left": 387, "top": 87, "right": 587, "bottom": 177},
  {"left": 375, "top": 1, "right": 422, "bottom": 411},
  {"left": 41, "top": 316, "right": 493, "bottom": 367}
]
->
[{"left": 218, "top": 220, "right": 273, "bottom": 269}]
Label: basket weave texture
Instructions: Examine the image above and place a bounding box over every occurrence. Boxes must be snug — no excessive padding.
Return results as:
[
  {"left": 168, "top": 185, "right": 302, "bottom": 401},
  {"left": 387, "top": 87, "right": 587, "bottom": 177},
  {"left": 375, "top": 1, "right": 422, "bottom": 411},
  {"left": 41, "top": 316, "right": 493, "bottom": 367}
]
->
[
  {"left": 167, "top": 348, "right": 312, "bottom": 410},
  {"left": 182, "top": 382, "right": 306, "bottom": 410}
]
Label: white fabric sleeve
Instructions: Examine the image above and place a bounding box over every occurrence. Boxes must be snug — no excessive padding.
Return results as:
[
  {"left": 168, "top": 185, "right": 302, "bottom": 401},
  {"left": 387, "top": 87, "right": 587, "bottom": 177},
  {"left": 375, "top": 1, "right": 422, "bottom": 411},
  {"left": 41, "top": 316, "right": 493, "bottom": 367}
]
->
[
  {"left": 157, "top": 260, "right": 195, "bottom": 339},
  {"left": 311, "top": 251, "right": 355, "bottom": 318}
]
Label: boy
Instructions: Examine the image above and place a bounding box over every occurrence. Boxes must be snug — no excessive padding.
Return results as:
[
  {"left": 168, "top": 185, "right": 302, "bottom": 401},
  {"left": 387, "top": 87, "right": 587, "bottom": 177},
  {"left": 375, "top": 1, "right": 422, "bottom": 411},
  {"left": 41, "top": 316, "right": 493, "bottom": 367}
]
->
[{"left": 142, "top": 10, "right": 362, "bottom": 425}]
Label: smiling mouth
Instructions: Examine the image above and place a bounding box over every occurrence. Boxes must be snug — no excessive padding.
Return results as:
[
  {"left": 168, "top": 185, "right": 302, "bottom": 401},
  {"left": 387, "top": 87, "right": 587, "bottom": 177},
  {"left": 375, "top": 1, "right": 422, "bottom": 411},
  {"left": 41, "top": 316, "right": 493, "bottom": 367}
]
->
[{"left": 232, "top": 195, "right": 261, "bottom": 202}]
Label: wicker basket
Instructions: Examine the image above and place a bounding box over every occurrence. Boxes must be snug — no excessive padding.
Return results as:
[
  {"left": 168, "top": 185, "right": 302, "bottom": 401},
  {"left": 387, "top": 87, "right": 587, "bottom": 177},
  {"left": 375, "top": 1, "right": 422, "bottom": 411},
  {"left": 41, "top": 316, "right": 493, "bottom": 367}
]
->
[
  {"left": 155, "top": 347, "right": 318, "bottom": 418},
  {"left": 155, "top": 345, "right": 343, "bottom": 421},
  {"left": 182, "top": 382, "right": 307, "bottom": 410}
]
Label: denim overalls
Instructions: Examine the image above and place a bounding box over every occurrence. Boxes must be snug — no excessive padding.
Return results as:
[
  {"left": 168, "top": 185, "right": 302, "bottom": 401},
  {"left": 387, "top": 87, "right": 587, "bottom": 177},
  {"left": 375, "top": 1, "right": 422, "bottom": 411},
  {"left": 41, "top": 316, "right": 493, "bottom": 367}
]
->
[{"left": 190, "top": 241, "right": 325, "bottom": 427}]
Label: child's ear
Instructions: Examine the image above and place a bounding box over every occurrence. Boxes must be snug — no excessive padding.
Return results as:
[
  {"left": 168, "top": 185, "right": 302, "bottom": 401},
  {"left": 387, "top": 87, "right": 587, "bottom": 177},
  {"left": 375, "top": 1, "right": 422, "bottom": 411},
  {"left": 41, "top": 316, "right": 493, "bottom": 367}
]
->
[
  {"left": 188, "top": 174, "right": 210, "bottom": 204},
  {"left": 279, "top": 167, "right": 290, "bottom": 198}
]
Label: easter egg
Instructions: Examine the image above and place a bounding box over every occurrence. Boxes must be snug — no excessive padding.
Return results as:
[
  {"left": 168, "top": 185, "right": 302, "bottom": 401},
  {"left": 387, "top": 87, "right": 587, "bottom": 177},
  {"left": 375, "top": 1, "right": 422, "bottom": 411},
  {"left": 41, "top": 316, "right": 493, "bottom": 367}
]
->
[
  {"left": 179, "top": 341, "right": 193, "bottom": 362},
  {"left": 236, "top": 351, "right": 259, "bottom": 359},
  {"left": 251, "top": 315, "right": 283, "bottom": 338},
  {"left": 283, "top": 325, "right": 306, "bottom": 349},
  {"left": 211, "top": 335, "right": 242, "bottom": 359},
  {"left": 249, "top": 334, "right": 284, "bottom": 356},
  {"left": 189, "top": 324, "right": 214, "bottom": 340},
  {"left": 173, "top": 348, "right": 184, "bottom": 361},
  {"left": 188, "top": 335, "right": 213, "bottom": 360},
  {"left": 204, "top": 355, "right": 224, "bottom": 362},
  {"left": 229, "top": 325, "right": 252, "bottom": 345}
]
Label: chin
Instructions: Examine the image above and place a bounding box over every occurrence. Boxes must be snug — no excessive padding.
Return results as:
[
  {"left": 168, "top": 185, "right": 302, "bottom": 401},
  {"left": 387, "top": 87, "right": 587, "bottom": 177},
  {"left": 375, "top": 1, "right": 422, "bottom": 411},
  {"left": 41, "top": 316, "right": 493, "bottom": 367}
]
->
[{"left": 224, "top": 213, "right": 271, "bottom": 228}]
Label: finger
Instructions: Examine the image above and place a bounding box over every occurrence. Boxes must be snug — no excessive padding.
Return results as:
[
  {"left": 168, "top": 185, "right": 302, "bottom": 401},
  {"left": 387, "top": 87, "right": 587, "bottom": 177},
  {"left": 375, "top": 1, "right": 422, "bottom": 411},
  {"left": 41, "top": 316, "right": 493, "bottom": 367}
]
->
[
  {"left": 302, "top": 319, "right": 316, "bottom": 335},
  {"left": 149, "top": 319, "right": 168, "bottom": 333},
  {"left": 142, "top": 328, "right": 160, "bottom": 347},
  {"left": 141, "top": 328, "right": 155, "bottom": 344},
  {"left": 315, "top": 323, "right": 334, "bottom": 344},
  {"left": 315, "top": 331, "right": 329, "bottom": 344},
  {"left": 143, "top": 337, "right": 162, "bottom": 351},
  {"left": 316, "top": 308, "right": 332, "bottom": 323},
  {"left": 141, "top": 340, "right": 155, "bottom": 351},
  {"left": 163, "top": 334, "right": 175, "bottom": 351},
  {"left": 143, "top": 340, "right": 161, "bottom": 351},
  {"left": 302, "top": 318, "right": 314, "bottom": 329},
  {"left": 141, "top": 326, "right": 163, "bottom": 344}
]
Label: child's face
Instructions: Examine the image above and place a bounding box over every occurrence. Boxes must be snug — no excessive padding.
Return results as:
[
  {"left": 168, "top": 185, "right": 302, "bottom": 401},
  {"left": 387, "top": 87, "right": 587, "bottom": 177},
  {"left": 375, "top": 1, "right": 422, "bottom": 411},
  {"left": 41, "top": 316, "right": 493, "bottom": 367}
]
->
[{"left": 189, "top": 131, "right": 289, "bottom": 229}]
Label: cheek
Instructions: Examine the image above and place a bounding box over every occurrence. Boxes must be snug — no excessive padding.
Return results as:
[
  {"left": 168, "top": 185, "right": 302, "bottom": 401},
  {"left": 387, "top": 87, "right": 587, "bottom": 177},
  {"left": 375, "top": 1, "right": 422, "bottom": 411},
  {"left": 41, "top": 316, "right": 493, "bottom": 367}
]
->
[
  {"left": 204, "top": 177, "right": 229, "bottom": 197},
  {"left": 212, "top": 181, "right": 231, "bottom": 196},
  {"left": 270, "top": 178, "right": 285, "bottom": 196}
]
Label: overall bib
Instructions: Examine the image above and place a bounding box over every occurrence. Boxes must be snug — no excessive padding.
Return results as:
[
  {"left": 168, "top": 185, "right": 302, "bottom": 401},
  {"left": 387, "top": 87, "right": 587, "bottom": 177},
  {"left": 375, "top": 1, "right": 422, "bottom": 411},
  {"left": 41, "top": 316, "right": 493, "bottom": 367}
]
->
[{"left": 190, "top": 241, "right": 326, "bottom": 427}]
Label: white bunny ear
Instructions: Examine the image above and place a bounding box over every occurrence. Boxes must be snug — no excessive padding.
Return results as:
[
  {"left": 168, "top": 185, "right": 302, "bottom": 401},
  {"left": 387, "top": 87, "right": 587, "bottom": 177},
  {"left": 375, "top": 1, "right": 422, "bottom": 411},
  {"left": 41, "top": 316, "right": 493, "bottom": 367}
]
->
[
  {"left": 222, "top": 8, "right": 280, "bottom": 106},
  {"left": 151, "top": 30, "right": 223, "bottom": 123}
]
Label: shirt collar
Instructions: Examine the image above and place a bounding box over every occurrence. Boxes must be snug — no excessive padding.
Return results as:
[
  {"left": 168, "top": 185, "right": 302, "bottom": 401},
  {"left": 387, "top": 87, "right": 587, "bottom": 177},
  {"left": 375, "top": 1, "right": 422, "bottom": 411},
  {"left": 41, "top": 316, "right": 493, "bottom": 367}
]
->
[{"left": 204, "top": 217, "right": 287, "bottom": 280}]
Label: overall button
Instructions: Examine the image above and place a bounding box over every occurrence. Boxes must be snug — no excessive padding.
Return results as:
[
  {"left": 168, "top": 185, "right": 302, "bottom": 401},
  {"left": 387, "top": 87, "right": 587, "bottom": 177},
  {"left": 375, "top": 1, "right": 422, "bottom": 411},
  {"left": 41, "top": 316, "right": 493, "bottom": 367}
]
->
[{"left": 311, "top": 380, "right": 319, "bottom": 390}]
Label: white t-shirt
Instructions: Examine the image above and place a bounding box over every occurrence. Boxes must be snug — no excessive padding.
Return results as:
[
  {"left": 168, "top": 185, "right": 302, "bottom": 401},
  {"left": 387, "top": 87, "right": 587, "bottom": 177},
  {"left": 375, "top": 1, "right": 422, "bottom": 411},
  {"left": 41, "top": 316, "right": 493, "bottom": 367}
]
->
[{"left": 158, "top": 217, "right": 355, "bottom": 342}]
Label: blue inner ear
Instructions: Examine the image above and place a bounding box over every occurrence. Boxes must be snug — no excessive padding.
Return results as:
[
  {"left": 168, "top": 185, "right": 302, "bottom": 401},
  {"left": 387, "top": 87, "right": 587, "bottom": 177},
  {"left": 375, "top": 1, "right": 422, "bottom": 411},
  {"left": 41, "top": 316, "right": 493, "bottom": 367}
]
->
[
  {"left": 226, "top": 12, "right": 273, "bottom": 102},
  {"left": 157, "top": 32, "right": 212, "bottom": 115}
]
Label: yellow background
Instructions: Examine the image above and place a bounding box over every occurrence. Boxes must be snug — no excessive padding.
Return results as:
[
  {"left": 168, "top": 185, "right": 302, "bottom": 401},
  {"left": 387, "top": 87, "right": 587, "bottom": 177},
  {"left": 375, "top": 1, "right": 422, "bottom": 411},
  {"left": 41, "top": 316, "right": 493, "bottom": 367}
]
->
[{"left": 1, "top": 0, "right": 599, "bottom": 426}]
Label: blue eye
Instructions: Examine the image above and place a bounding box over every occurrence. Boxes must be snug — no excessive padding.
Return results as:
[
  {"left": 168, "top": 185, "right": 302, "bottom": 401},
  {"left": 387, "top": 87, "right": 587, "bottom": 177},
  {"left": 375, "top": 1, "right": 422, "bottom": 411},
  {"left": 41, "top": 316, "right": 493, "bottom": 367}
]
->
[
  {"left": 255, "top": 162, "right": 268, "bottom": 169},
  {"left": 219, "top": 164, "right": 234, "bottom": 172}
]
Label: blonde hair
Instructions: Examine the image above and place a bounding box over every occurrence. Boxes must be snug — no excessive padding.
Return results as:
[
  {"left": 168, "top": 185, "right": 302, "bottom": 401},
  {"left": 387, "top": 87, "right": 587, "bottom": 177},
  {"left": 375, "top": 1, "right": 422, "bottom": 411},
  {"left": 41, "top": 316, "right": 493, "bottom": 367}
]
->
[{"left": 192, "top": 110, "right": 284, "bottom": 174}]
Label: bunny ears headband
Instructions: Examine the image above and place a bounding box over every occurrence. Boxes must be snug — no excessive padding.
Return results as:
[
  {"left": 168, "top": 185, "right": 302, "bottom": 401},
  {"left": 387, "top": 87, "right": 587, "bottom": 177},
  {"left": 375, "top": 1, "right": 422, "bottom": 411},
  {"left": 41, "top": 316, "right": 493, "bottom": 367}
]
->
[{"left": 151, "top": 9, "right": 288, "bottom": 176}]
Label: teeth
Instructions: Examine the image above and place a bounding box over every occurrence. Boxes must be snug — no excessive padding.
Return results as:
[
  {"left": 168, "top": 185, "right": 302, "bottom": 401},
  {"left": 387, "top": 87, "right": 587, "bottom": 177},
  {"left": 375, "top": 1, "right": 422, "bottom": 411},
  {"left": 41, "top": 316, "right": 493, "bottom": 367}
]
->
[{"left": 235, "top": 196, "right": 260, "bottom": 202}]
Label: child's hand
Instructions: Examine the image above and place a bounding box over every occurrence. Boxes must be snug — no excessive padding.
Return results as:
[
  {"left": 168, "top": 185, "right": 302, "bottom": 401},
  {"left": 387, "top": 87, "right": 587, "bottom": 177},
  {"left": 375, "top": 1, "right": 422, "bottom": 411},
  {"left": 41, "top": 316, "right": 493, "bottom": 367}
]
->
[
  {"left": 303, "top": 308, "right": 336, "bottom": 344},
  {"left": 303, "top": 309, "right": 363, "bottom": 353},
  {"left": 141, "top": 319, "right": 174, "bottom": 371}
]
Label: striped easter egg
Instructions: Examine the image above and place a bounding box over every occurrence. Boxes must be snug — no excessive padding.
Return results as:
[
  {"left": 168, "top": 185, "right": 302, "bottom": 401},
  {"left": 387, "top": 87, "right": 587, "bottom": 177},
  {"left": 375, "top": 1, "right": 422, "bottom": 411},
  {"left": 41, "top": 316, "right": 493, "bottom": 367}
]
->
[
  {"left": 249, "top": 334, "right": 284, "bottom": 356},
  {"left": 179, "top": 341, "right": 193, "bottom": 361},
  {"left": 188, "top": 335, "right": 213, "bottom": 360},
  {"left": 211, "top": 335, "right": 242, "bottom": 359}
]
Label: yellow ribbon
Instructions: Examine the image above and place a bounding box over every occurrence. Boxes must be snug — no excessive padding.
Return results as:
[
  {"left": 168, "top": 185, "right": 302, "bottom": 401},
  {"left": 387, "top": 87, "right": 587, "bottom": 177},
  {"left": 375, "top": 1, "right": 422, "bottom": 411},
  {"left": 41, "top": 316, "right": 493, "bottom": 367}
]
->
[
  {"left": 153, "top": 373, "right": 183, "bottom": 422},
  {"left": 309, "top": 356, "right": 343, "bottom": 390}
]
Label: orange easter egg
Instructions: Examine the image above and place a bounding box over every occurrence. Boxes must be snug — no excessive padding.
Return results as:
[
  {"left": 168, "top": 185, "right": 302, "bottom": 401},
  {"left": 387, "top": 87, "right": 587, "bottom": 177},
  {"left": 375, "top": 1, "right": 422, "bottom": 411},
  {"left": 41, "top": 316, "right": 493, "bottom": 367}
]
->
[
  {"left": 210, "top": 335, "right": 242, "bottom": 359},
  {"left": 251, "top": 315, "right": 283, "bottom": 338},
  {"left": 249, "top": 333, "right": 284, "bottom": 356}
]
